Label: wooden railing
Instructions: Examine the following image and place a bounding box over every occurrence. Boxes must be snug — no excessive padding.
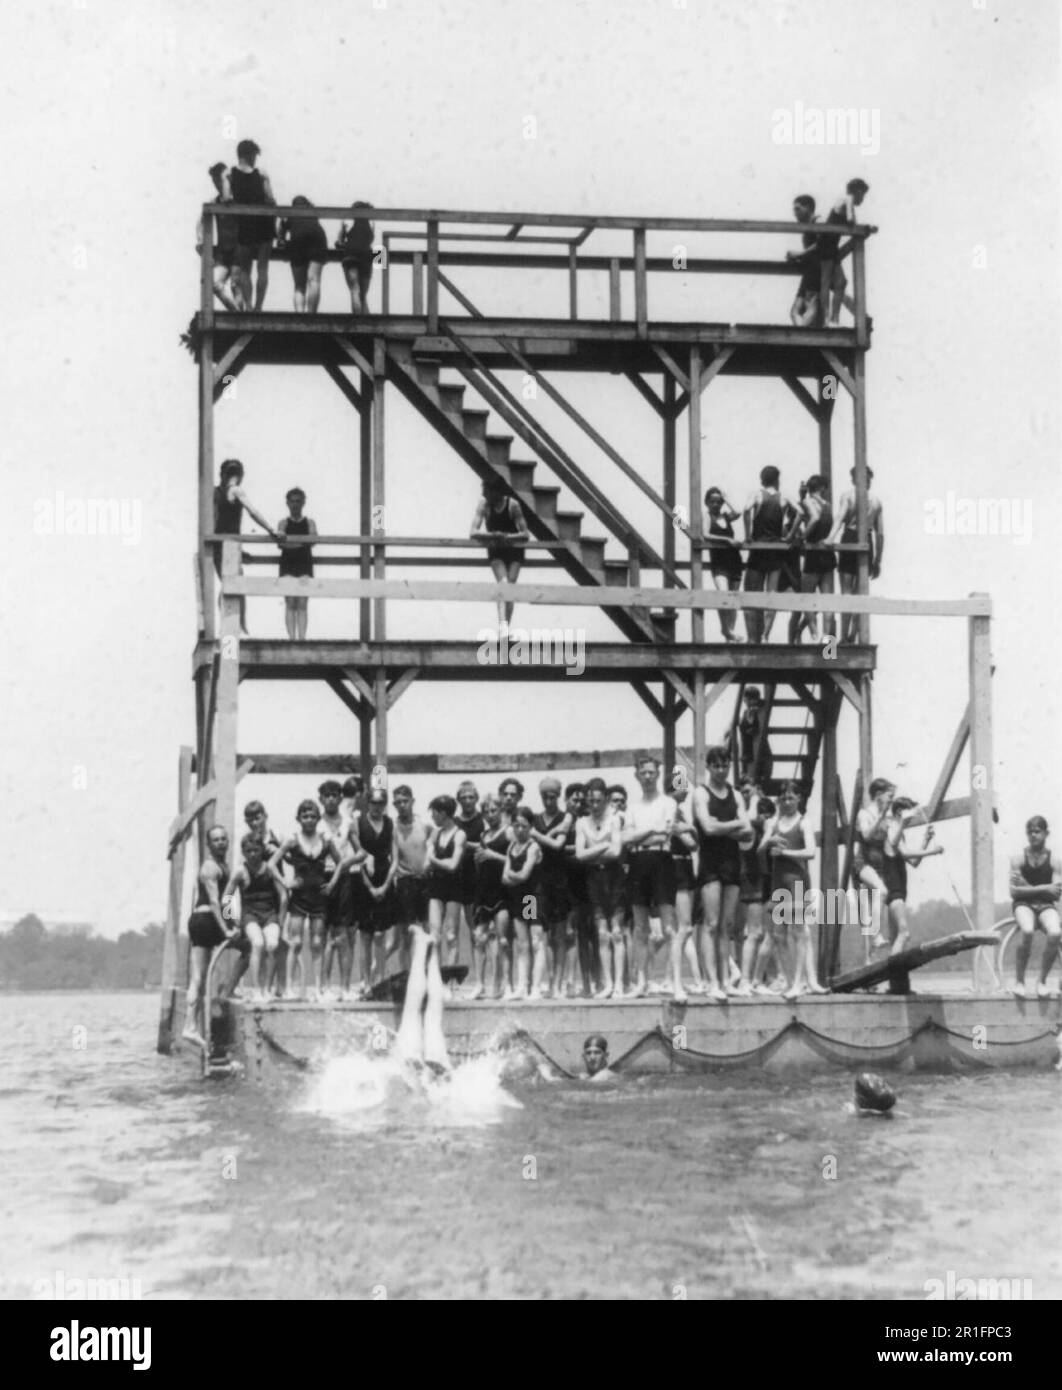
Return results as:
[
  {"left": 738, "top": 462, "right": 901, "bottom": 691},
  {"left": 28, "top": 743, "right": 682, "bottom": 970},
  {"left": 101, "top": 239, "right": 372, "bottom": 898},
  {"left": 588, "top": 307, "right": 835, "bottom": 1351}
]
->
[{"left": 199, "top": 203, "right": 875, "bottom": 334}]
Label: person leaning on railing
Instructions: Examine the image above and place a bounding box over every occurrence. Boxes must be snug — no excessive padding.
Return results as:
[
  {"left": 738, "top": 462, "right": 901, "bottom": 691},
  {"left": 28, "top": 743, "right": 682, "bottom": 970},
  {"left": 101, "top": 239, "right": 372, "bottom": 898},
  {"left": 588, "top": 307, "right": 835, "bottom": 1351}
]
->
[
  {"left": 213, "top": 458, "right": 279, "bottom": 635},
  {"left": 336, "top": 201, "right": 376, "bottom": 314}
]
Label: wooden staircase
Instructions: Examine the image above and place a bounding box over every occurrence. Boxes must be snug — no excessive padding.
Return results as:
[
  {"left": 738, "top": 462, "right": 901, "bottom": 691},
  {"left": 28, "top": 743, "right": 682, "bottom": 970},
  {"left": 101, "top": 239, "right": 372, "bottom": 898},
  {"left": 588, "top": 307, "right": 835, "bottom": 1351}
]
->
[
  {"left": 386, "top": 340, "right": 675, "bottom": 644},
  {"left": 730, "top": 680, "right": 825, "bottom": 800}
]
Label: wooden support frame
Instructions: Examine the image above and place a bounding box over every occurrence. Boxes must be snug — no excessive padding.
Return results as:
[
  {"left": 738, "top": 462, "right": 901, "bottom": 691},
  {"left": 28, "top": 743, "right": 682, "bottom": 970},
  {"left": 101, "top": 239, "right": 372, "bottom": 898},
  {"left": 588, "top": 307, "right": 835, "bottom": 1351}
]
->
[
  {"left": 157, "top": 745, "right": 194, "bottom": 1054},
  {"left": 214, "top": 542, "right": 242, "bottom": 838},
  {"left": 968, "top": 600, "right": 994, "bottom": 932}
]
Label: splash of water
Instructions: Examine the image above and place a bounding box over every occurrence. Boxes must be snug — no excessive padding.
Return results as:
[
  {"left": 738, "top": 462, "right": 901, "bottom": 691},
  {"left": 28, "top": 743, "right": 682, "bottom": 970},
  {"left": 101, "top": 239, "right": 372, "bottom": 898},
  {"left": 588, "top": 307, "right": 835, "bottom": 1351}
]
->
[{"left": 302, "top": 1048, "right": 523, "bottom": 1126}]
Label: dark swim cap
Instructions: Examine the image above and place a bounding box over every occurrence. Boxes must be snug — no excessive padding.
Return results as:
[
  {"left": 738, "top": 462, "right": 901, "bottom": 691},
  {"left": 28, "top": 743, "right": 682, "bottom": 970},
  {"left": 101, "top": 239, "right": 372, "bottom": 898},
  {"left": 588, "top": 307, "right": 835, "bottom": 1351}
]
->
[{"left": 855, "top": 1072, "right": 896, "bottom": 1112}]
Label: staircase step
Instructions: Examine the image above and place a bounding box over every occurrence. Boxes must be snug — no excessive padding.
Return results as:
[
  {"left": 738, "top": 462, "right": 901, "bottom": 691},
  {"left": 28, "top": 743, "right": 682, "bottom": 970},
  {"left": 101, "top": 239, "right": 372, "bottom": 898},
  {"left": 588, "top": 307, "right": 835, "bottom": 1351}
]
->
[
  {"left": 438, "top": 384, "right": 466, "bottom": 413},
  {"left": 604, "top": 559, "right": 630, "bottom": 584},
  {"left": 461, "top": 409, "right": 489, "bottom": 442},
  {"left": 500, "top": 459, "right": 536, "bottom": 492},
  {"left": 485, "top": 434, "right": 512, "bottom": 468},
  {"left": 579, "top": 538, "right": 607, "bottom": 573},
  {"left": 415, "top": 359, "right": 442, "bottom": 387},
  {"left": 555, "top": 509, "right": 584, "bottom": 541},
  {"left": 531, "top": 485, "right": 560, "bottom": 524}
]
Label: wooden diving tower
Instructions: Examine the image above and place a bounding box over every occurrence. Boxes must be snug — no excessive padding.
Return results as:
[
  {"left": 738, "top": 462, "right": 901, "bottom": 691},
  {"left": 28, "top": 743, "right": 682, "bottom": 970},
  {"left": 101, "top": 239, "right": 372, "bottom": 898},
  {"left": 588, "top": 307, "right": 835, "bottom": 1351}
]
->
[{"left": 158, "top": 204, "right": 997, "bottom": 1049}]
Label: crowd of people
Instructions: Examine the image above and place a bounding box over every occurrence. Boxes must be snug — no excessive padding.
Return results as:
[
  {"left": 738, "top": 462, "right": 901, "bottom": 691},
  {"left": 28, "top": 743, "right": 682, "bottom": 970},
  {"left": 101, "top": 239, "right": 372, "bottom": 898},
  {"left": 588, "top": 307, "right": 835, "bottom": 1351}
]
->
[
  {"left": 180, "top": 753, "right": 1053, "bottom": 1046},
  {"left": 196, "top": 140, "right": 375, "bottom": 314}
]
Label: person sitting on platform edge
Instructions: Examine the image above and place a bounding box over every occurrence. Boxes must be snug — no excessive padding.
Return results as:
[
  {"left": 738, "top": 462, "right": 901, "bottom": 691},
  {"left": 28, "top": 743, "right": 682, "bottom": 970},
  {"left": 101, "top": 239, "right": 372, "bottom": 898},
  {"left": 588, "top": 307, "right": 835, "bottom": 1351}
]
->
[
  {"left": 1009, "top": 816, "right": 1062, "bottom": 999},
  {"left": 470, "top": 479, "right": 530, "bottom": 626},
  {"left": 277, "top": 487, "right": 317, "bottom": 640},
  {"left": 742, "top": 466, "right": 801, "bottom": 643},
  {"left": 830, "top": 466, "right": 883, "bottom": 644},
  {"left": 214, "top": 459, "right": 279, "bottom": 635}
]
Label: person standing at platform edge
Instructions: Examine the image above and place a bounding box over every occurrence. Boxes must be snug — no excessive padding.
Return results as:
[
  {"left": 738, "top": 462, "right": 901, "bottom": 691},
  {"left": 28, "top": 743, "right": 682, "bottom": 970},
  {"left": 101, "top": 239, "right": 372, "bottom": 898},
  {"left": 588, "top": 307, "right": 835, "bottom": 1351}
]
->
[
  {"left": 197, "top": 163, "right": 241, "bottom": 310},
  {"left": 703, "top": 486, "right": 745, "bottom": 643},
  {"left": 337, "top": 201, "right": 376, "bottom": 314},
  {"left": 214, "top": 458, "right": 278, "bottom": 635},
  {"left": 470, "top": 479, "right": 530, "bottom": 626},
  {"left": 226, "top": 139, "right": 277, "bottom": 310},
  {"left": 276, "top": 487, "right": 317, "bottom": 640},
  {"left": 831, "top": 466, "right": 883, "bottom": 644},
  {"left": 742, "top": 466, "right": 801, "bottom": 643},
  {"left": 280, "top": 196, "right": 328, "bottom": 313}
]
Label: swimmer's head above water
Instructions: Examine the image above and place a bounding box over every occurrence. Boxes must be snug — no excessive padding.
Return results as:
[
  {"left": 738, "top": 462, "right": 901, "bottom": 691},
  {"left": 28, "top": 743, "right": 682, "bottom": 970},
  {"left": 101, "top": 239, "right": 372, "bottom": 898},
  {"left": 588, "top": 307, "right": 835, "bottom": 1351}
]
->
[{"left": 583, "top": 1034, "right": 610, "bottom": 1078}]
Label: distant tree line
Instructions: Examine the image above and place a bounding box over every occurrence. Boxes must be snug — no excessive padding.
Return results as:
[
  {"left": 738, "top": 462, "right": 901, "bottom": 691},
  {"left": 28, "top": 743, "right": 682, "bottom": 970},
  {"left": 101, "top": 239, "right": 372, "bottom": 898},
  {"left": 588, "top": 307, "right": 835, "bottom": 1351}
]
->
[{"left": 0, "top": 915, "right": 164, "bottom": 990}]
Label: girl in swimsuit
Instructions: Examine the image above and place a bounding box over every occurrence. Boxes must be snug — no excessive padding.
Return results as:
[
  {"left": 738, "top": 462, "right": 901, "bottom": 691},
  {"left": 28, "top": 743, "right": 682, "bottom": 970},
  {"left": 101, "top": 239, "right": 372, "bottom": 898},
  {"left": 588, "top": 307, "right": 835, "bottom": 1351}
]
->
[
  {"left": 276, "top": 488, "right": 317, "bottom": 640},
  {"left": 1009, "top": 815, "right": 1062, "bottom": 999},
  {"left": 703, "top": 487, "right": 745, "bottom": 643},
  {"left": 213, "top": 459, "right": 277, "bottom": 634},
  {"left": 471, "top": 794, "right": 511, "bottom": 999},
  {"left": 503, "top": 806, "right": 545, "bottom": 999},
  {"left": 425, "top": 795, "right": 467, "bottom": 983},
  {"left": 224, "top": 833, "right": 288, "bottom": 1002},
  {"left": 268, "top": 801, "right": 343, "bottom": 998},
  {"left": 762, "top": 781, "right": 826, "bottom": 999}
]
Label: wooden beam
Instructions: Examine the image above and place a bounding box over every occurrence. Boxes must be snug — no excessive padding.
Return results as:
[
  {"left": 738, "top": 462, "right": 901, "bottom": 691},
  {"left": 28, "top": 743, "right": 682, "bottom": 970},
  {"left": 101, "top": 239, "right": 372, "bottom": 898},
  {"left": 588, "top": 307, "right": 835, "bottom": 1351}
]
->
[
  {"left": 372, "top": 337, "right": 387, "bottom": 640},
  {"left": 167, "top": 758, "right": 254, "bottom": 851},
  {"left": 688, "top": 345, "right": 704, "bottom": 645},
  {"left": 625, "top": 370, "right": 666, "bottom": 416},
  {"left": 342, "top": 667, "right": 377, "bottom": 707},
  {"left": 692, "top": 670, "right": 707, "bottom": 782},
  {"left": 213, "top": 332, "right": 253, "bottom": 387},
  {"left": 386, "top": 668, "right": 419, "bottom": 710},
  {"left": 633, "top": 228, "right": 648, "bottom": 337},
  {"left": 609, "top": 258, "right": 621, "bottom": 320},
  {"left": 704, "top": 670, "right": 736, "bottom": 715},
  {"left": 924, "top": 703, "right": 971, "bottom": 821},
  {"left": 821, "top": 348, "right": 856, "bottom": 400},
  {"left": 631, "top": 680, "right": 665, "bottom": 723},
  {"left": 818, "top": 685, "right": 840, "bottom": 981},
  {"left": 662, "top": 669, "right": 696, "bottom": 709},
  {"left": 650, "top": 345, "right": 690, "bottom": 393},
  {"left": 222, "top": 574, "right": 992, "bottom": 618},
  {"left": 968, "top": 601, "right": 994, "bottom": 932},
  {"left": 324, "top": 362, "right": 362, "bottom": 413},
  {"left": 699, "top": 345, "right": 735, "bottom": 391},
  {"left": 426, "top": 219, "right": 440, "bottom": 334},
  {"left": 325, "top": 673, "right": 369, "bottom": 720},
  {"left": 783, "top": 375, "right": 821, "bottom": 420},
  {"left": 828, "top": 671, "right": 864, "bottom": 714},
  {"left": 333, "top": 335, "right": 374, "bottom": 380},
  {"left": 214, "top": 542, "right": 242, "bottom": 839},
  {"left": 158, "top": 745, "right": 194, "bottom": 1053},
  {"left": 852, "top": 348, "right": 871, "bottom": 645},
  {"left": 788, "top": 680, "right": 820, "bottom": 714}
]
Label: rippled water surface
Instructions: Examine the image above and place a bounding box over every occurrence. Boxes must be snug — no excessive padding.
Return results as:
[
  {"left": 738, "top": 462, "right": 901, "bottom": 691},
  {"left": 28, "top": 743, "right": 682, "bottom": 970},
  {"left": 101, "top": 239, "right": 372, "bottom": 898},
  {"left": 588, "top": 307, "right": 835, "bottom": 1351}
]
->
[{"left": 1, "top": 993, "right": 1058, "bottom": 1300}]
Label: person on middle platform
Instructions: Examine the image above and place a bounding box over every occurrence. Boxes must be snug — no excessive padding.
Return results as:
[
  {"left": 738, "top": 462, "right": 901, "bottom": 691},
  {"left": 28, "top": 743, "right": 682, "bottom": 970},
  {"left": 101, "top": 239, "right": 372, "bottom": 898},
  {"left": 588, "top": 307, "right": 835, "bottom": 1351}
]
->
[
  {"left": 693, "top": 746, "right": 751, "bottom": 1001},
  {"left": 741, "top": 466, "right": 801, "bottom": 643},
  {"left": 276, "top": 487, "right": 317, "bottom": 640},
  {"left": 703, "top": 486, "right": 745, "bottom": 644}
]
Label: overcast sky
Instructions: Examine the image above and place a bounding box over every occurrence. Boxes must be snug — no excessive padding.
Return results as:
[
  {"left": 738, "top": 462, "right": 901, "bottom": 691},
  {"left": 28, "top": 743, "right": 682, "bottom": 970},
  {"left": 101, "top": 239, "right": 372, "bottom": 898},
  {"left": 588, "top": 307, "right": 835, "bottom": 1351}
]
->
[{"left": 2, "top": 0, "right": 1058, "bottom": 935}]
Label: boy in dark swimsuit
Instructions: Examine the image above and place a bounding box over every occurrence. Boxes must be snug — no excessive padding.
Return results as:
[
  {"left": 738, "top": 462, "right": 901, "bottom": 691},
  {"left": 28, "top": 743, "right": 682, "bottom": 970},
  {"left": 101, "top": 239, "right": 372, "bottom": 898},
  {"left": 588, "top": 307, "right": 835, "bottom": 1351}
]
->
[
  {"left": 742, "top": 466, "right": 802, "bottom": 643},
  {"left": 224, "top": 833, "right": 288, "bottom": 1001},
  {"left": 183, "top": 825, "right": 240, "bottom": 1046},
  {"left": 503, "top": 806, "right": 546, "bottom": 998},
  {"left": 471, "top": 480, "right": 530, "bottom": 625},
  {"left": 225, "top": 139, "right": 276, "bottom": 310},
  {"left": 785, "top": 194, "right": 821, "bottom": 327},
  {"left": 531, "top": 777, "right": 574, "bottom": 997},
  {"left": 831, "top": 467, "right": 884, "bottom": 644},
  {"left": 793, "top": 475, "right": 836, "bottom": 643},
  {"left": 277, "top": 488, "right": 317, "bottom": 640},
  {"left": 392, "top": 785, "right": 429, "bottom": 970},
  {"left": 703, "top": 486, "right": 745, "bottom": 643},
  {"left": 213, "top": 458, "right": 277, "bottom": 634},
  {"left": 692, "top": 746, "right": 750, "bottom": 1000},
  {"left": 1009, "top": 816, "right": 1062, "bottom": 998},
  {"left": 425, "top": 795, "right": 467, "bottom": 986}
]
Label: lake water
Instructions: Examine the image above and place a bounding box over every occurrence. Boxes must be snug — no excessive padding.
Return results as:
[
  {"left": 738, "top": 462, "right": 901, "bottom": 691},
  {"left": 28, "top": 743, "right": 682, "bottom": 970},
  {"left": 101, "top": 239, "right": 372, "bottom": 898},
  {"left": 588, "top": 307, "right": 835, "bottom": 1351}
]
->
[{"left": 1, "top": 992, "right": 1058, "bottom": 1300}]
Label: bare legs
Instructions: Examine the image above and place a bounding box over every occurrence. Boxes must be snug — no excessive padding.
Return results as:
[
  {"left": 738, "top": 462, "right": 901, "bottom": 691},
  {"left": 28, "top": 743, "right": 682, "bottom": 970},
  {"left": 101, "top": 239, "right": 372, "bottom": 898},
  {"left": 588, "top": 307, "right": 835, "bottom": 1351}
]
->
[
  {"left": 1013, "top": 906, "right": 1062, "bottom": 997},
  {"left": 394, "top": 926, "right": 450, "bottom": 1071},
  {"left": 744, "top": 570, "right": 781, "bottom": 643},
  {"left": 213, "top": 265, "right": 241, "bottom": 312},
  {"left": 713, "top": 573, "right": 741, "bottom": 642},
  {"left": 699, "top": 880, "right": 738, "bottom": 1000},
  {"left": 284, "top": 596, "right": 309, "bottom": 640},
  {"left": 489, "top": 558, "right": 522, "bottom": 625}
]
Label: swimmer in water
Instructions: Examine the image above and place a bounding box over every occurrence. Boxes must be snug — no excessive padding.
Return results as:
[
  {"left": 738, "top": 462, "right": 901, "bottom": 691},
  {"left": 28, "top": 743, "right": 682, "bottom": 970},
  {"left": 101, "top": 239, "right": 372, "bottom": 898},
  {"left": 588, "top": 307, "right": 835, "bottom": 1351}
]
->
[
  {"left": 582, "top": 1033, "right": 615, "bottom": 1082},
  {"left": 393, "top": 924, "right": 451, "bottom": 1076}
]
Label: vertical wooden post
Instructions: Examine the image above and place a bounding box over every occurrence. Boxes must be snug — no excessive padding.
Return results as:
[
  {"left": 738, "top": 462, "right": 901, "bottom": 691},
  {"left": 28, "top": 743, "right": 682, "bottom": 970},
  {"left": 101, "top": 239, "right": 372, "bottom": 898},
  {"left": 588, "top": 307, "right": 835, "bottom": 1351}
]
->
[
  {"left": 157, "top": 745, "right": 194, "bottom": 1054},
  {"left": 412, "top": 252, "right": 424, "bottom": 317},
  {"left": 374, "top": 672, "right": 388, "bottom": 769},
  {"left": 372, "top": 339, "right": 387, "bottom": 642},
  {"left": 198, "top": 335, "right": 215, "bottom": 641},
  {"left": 663, "top": 374, "right": 677, "bottom": 779},
  {"left": 609, "top": 258, "right": 621, "bottom": 320},
  {"left": 968, "top": 600, "right": 994, "bottom": 933},
  {"left": 688, "top": 346, "right": 704, "bottom": 645},
  {"left": 359, "top": 370, "right": 373, "bottom": 644},
  {"left": 817, "top": 384, "right": 833, "bottom": 493},
  {"left": 818, "top": 687, "right": 840, "bottom": 982},
  {"left": 426, "top": 219, "right": 440, "bottom": 333},
  {"left": 568, "top": 245, "right": 578, "bottom": 320},
  {"left": 633, "top": 229, "right": 648, "bottom": 338},
  {"left": 852, "top": 238, "right": 868, "bottom": 347},
  {"left": 692, "top": 671, "right": 706, "bottom": 789},
  {"left": 857, "top": 672, "right": 873, "bottom": 797},
  {"left": 852, "top": 349, "right": 870, "bottom": 645},
  {"left": 214, "top": 540, "right": 241, "bottom": 842},
  {"left": 380, "top": 236, "right": 390, "bottom": 316}
]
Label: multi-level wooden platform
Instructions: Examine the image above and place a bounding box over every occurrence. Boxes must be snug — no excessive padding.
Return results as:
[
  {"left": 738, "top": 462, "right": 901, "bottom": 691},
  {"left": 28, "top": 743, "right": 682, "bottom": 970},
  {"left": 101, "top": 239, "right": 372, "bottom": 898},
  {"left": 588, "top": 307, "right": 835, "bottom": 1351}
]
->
[{"left": 158, "top": 205, "right": 1003, "bottom": 1061}]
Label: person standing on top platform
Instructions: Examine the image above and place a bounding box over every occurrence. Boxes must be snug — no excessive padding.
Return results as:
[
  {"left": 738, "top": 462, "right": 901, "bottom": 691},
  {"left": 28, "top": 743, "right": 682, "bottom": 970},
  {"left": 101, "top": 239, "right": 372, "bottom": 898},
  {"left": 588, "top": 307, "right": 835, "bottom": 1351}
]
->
[
  {"left": 279, "top": 196, "right": 328, "bottom": 313},
  {"left": 214, "top": 459, "right": 278, "bottom": 635},
  {"left": 830, "top": 467, "right": 883, "bottom": 644},
  {"left": 470, "top": 479, "right": 530, "bottom": 626},
  {"left": 742, "top": 466, "right": 801, "bottom": 643},
  {"left": 818, "top": 178, "right": 870, "bottom": 325},
  {"left": 198, "top": 163, "right": 241, "bottom": 311},
  {"left": 703, "top": 487, "right": 745, "bottom": 643},
  {"left": 337, "top": 201, "right": 376, "bottom": 314},
  {"left": 276, "top": 487, "right": 317, "bottom": 640},
  {"left": 225, "top": 140, "right": 277, "bottom": 311},
  {"left": 785, "top": 194, "right": 821, "bottom": 327}
]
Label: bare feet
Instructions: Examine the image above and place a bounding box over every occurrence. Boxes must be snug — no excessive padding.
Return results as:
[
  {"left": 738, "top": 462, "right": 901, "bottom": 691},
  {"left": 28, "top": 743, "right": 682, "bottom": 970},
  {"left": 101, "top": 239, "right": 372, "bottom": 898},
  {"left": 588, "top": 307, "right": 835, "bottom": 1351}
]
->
[{"left": 1012, "top": 983, "right": 1027, "bottom": 999}]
